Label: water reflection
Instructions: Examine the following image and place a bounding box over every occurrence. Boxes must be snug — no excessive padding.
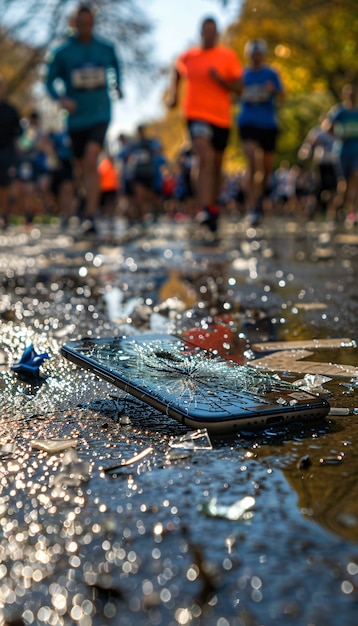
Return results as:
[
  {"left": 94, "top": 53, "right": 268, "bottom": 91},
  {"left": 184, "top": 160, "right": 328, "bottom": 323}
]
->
[{"left": 285, "top": 440, "right": 358, "bottom": 542}]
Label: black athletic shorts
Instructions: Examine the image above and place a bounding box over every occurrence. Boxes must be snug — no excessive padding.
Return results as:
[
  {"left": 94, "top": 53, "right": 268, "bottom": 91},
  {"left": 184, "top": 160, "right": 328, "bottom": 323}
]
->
[
  {"left": 187, "top": 120, "right": 230, "bottom": 153},
  {"left": 239, "top": 125, "right": 279, "bottom": 152},
  {"left": 70, "top": 122, "right": 109, "bottom": 159},
  {"left": 318, "top": 163, "right": 338, "bottom": 192},
  {"left": 0, "top": 147, "right": 17, "bottom": 186},
  {"left": 50, "top": 159, "right": 74, "bottom": 196}
]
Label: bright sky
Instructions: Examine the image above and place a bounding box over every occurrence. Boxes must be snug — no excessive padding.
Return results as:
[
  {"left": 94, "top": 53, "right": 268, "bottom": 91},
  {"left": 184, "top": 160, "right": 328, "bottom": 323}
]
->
[{"left": 110, "top": 0, "right": 239, "bottom": 137}]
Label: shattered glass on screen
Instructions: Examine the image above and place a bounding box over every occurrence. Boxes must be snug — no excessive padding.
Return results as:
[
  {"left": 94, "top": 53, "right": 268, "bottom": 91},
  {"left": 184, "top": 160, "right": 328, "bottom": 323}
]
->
[{"left": 72, "top": 335, "right": 298, "bottom": 419}]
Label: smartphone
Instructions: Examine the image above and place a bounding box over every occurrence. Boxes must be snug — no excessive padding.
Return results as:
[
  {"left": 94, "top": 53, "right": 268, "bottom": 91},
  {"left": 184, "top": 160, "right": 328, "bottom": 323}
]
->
[{"left": 61, "top": 333, "right": 330, "bottom": 434}]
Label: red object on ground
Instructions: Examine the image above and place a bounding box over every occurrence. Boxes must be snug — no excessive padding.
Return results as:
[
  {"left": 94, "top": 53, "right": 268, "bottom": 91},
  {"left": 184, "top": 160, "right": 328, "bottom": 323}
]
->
[{"left": 183, "top": 315, "right": 247, "bottom": 364}]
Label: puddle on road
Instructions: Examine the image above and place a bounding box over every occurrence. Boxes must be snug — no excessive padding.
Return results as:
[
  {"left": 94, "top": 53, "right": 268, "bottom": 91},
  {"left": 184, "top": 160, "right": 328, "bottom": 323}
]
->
[{"left": 0, "top": 220, "right": 357, "bottom": 625}]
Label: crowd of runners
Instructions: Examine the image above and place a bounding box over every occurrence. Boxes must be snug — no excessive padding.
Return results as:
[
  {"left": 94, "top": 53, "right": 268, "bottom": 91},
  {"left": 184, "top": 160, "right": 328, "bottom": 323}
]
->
[{"left": 0, "top": 4, "right": 357, "bottom": 234}]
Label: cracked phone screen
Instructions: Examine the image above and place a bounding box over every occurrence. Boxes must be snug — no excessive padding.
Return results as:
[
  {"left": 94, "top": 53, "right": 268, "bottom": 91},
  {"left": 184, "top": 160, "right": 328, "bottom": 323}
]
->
[{"left": 73, "top": 335, "right": 298, "bottom": 419}]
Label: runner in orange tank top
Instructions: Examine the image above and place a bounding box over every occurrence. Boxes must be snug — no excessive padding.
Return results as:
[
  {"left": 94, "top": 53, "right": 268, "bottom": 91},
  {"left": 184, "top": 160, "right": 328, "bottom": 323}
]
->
[
  {"left": 98, "top": 153, "right": 119, "bottom": 217},
  {"left": 168, "top": 17, "right": 242, "bottom": 234}
]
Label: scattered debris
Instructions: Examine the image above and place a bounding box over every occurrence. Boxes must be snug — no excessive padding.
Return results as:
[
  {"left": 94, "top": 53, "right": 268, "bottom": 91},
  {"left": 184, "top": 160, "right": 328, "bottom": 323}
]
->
[
  {"left": 198, "top": 495, "right": 255, "bottom": 521},
  {"left": 252, "top": 338, "right": 356, "bottom": 352},
  {"left": 319, "top": 455, "right": 344, "bottom": 465},
  {"left": 293, "top": 373, "right": 332, "bottom": 394},
  {"left": 30, "top": 438, "right": 78, "bottom": 453},
  {"left": 102, "top": 446, "right": 154, "bottom": 473},
  {"left": 297, "top": 455, "right": 311, "bottom": 470},
  {"left": 328, "top": 407, "right": 350, "bottom": 416},
  {"left": 11, "top": 343, "right": 50, "bottom": 377},
  {"left": 249, "top": 349, "right": 358, "bottom": 378},
  {"left": 49, "top": 448, "right": 91, "bottom": 495},
  {"left": 168, "top": 428, "right": 212, "bottom": 451}
]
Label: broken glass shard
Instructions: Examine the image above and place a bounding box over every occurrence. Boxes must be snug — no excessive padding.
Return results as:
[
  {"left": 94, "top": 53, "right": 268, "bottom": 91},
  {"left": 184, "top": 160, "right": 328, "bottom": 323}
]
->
[
  {"left": 104, "top": 286, "right": 142, "bottom": 322},
  {"left": 50, "top": 448, "right": 91, "bottom": 492},
  {"left": 103, "top": 446, "right": 154, "bottom": 473},
  {"left": 30, "top": 438, "right": 78, "bottom": 453},
  {"left": 293, "top": 374, "right": 332, "bottom": 393},
  {"left": 169, "top": 428, "right": 212, "bottom": 450},
  {"left": 198, "top": 496, "right": 255, "bottom": 521},
  {"left": 0, "top": 442, "right": 16, "bottom": 458}
]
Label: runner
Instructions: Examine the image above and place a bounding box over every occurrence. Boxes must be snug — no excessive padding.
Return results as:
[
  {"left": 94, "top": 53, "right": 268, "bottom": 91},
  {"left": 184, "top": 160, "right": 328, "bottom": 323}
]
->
[
  {"left": 327, "top": 83, "right": 358, "bottom": 227},
  {"left": 98, "top": 150, "right": 120, "bottom": 218},
  {"left": 0, "top": 74, "right": 21, "bottom": 228},
  {"left": 237, "top": 39, "right": 284, "bottom": 225},
  {"left": 15, "top": 111, "right": 50, "bottom": 224},
  {"left": 168, "top": 17, "right": 242, "bottom": 234},
  {"left": 124, "top": 124, "right": 166, "bottom": 223},
  {"left": 45, "top": 4, "right": 122, "bottom": 235},
  {"left": 298, "top": 117, "right": 341, "bottom": 218}
]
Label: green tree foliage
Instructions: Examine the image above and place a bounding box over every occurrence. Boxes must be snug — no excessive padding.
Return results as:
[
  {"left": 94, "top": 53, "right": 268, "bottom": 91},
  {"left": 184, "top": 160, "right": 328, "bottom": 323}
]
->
[
  {"left": 0, "top": 31, "right": 42, "bottom": 111},
  {"left": 224, "top": 0, "right": 358, "bottom": 162},
  {"left": 0, "top": 0, "right": 153, "bottom": 111}
]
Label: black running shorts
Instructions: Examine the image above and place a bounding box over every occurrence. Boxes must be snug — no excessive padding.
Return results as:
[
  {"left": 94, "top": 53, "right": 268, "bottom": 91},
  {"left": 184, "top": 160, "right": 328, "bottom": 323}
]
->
[
  {"left": 70, "top": 122, "right": 109, "bottom": 159},
  {"left": 187, "top": 120, "right": 230, "bottom": 153},
  {"left": 239, "top": 125, "right": 279, "bottom": 152}
]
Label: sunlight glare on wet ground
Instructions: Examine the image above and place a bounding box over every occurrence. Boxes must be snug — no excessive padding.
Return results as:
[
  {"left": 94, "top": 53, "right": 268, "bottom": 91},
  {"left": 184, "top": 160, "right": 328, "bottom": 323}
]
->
[{"left": 0, "top": 216, "right": 357, "bottom": 625}]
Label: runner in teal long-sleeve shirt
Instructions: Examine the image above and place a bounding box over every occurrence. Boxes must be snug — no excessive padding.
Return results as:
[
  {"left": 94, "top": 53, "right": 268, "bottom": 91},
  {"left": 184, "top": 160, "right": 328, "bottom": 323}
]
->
[{"left": 45, "top": 5, "right": 122, "bottom": 234}]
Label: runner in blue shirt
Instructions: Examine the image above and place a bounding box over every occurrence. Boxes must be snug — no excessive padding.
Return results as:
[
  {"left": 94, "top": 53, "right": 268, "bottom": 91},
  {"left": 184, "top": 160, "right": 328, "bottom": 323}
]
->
[
  {"left": 237, "top": 39, "right": 284, "bottom": 224},
  {"left": 328, "top": 84, "right": 358, "bottom": 226},
  {"left": 124, "top": 124, "right": 167, "bottom": 223},
  {"left": 45, "top": 5, "right": 122, "bottom": 234}
]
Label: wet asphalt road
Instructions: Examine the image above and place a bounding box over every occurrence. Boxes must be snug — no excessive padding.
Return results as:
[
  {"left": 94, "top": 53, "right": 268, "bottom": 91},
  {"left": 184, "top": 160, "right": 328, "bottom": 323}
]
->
[{"left": 0, "top": 213, "right": 357, "bottom": 625}]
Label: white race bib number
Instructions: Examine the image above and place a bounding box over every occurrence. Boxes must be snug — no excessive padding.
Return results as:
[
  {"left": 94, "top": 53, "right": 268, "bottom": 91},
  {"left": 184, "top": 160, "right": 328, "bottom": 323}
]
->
[{"left": 71, "top": 66, "right": 106, "bottom": 90}]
